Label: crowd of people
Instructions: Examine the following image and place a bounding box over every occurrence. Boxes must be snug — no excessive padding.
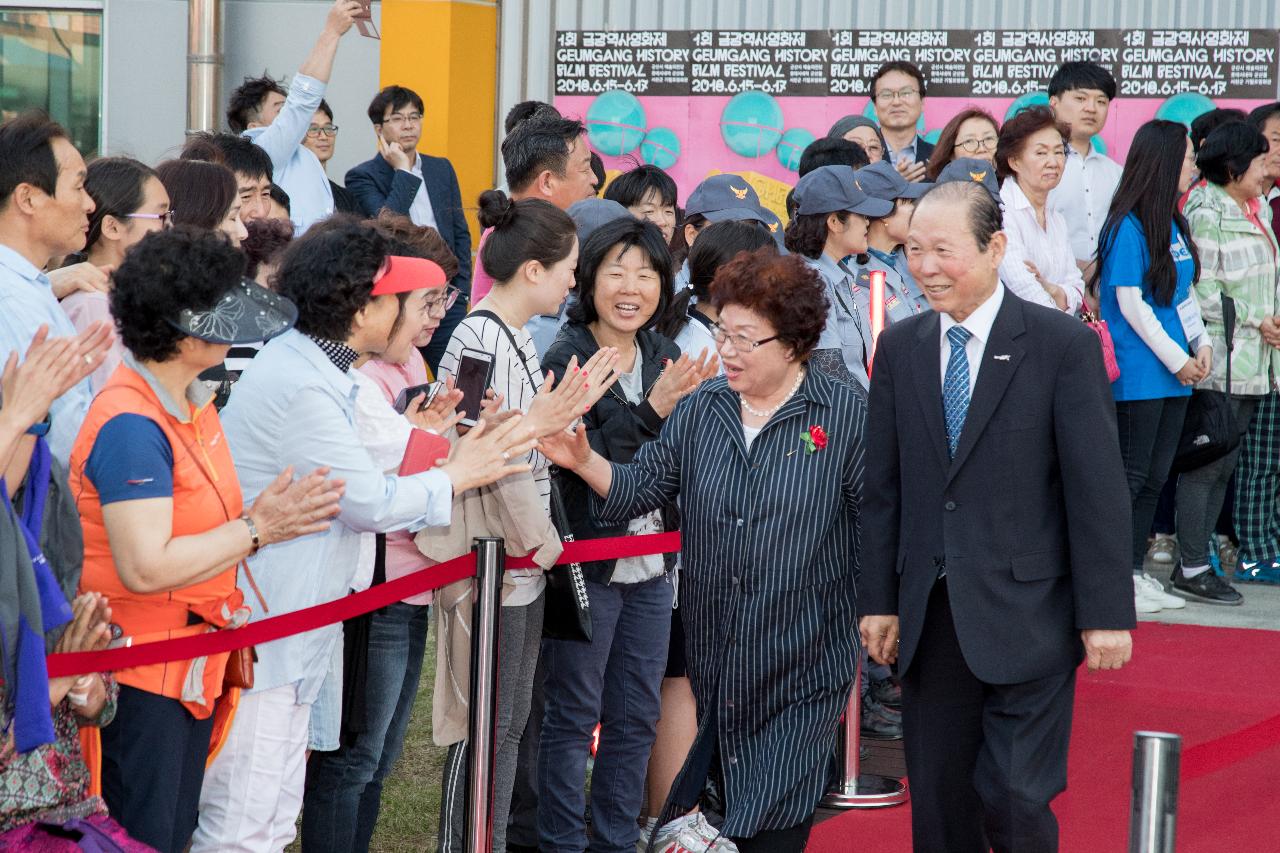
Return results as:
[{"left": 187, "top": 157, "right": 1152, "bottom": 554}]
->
[{"left": 1, "top": 2, "right": 1277, "bottom": 850}]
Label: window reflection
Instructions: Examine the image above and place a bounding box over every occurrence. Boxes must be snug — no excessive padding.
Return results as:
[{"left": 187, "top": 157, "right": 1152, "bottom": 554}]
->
[{"left": 0, "top": 8, "right": 102, "bottom": 155}]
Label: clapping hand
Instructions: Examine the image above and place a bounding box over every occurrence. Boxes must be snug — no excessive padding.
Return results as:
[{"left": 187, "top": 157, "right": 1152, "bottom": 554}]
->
[
  {"left": 647, "top": 348, "right": 719, "bottom": 417},
  {"left": 49, "top": 592, "right": 113, "bottom": 711},
  {"left": 246, "top": 467, "right": 346, "bottom": 547},
  {"left": 525, "top": 348, "right": 622, "bottom": 438},
  {"left": 439, "top": 415, "right": 538, "bottom": 493},
  {"left": 1025, "top": 261, "right": 1068, "bottom": 310},
  {"left": 0, "top": 323, "right": 113, "bottom": 429},
  {"left": 895, "top": 159, "right": 928, "bottom": 183}
]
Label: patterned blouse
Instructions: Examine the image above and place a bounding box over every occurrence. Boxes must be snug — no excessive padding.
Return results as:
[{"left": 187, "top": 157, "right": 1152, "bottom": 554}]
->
[{"left": 0, "top": 676, "right": 118, "bottom": 833}]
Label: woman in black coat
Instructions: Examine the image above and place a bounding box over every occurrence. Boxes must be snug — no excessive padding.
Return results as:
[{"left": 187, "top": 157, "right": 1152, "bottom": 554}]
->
[
  {"left": 541, "top": 250, "right": 865, "bottom": 853},
  {"left": 537, "top": 218, "right": 716, "bottom": 853}
]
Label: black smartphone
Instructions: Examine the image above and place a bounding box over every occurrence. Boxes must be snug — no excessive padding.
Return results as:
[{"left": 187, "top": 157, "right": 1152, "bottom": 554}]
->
[
  {"left": 455, "top": 349, "right": 496, "bottom": 427},
  {"left": 393, "top": 381, "right": 442, "bottom": 415}
]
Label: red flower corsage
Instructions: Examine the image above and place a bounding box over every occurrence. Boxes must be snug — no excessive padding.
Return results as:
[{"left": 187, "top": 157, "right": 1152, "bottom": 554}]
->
[{"left": 800, "top": 425, "right": 828, "bottom": 454}]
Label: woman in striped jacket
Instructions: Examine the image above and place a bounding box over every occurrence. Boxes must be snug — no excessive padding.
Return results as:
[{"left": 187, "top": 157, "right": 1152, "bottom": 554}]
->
[{"left": 541, "top": 250, "right": 865, "bottom": 853}]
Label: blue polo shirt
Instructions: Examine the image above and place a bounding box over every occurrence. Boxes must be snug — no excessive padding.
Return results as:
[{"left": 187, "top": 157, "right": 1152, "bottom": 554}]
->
[{"left": 1099, "top": 215, "right": 1196, "bottom": 402}]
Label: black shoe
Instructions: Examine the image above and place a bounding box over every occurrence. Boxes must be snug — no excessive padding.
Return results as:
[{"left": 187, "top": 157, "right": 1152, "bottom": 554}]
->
[
  {"left": 1171, "top": 568, "right": 1243, "bottom": 606},
  {"left": 860, "top": 697, "right": 903, "bottom": 740},
  {"left": 870, "top": 676, "right": 902, "bottom": 709}
]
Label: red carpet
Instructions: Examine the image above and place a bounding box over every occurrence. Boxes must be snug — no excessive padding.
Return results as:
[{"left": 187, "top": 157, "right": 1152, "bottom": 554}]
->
[{"left": 808, "top": 622, "right": 1280, "bottom": 852}]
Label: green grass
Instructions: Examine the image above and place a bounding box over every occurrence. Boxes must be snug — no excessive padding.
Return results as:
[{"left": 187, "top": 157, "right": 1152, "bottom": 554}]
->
[{"left": 368, "top": 632, "right": 447, "bottom": 852}]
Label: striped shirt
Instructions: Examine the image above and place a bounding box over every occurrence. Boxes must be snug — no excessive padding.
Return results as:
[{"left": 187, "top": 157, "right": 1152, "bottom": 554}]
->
[
  {"left": 595, "top": 368, "right": 865, "bottom": 837},
  {"left": 438, "top": 311, "right": 549, "bottom": 606}
]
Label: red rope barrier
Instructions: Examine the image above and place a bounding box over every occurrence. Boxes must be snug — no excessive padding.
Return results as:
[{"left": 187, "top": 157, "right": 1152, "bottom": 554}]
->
[{"left": 45, "top": 532, "right": 682, "bottom": 678}]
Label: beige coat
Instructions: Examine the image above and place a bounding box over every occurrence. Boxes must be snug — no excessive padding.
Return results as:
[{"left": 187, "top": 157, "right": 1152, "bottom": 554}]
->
[{"left": 415, "top": 471, "right": 561, "bottom": 746}]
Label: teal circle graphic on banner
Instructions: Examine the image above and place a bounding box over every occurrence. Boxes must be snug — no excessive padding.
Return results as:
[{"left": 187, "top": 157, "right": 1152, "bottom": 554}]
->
[
  {"left": 640, "top": 127, "right": 681, "bottom": 169},
  {"left": 1155, "top": 92, "right": 1217, "bottom": 129},
  {"left": 586, "top": 90, "right": 647, "bottom": 156},
  {"left": 776, "top": 128, "right": 815, "bottom": 171},
  {"left": 720, "top": 91, "right": 785, "bottom": 157},
  {"left": 1005, "top": 91, "right": 1050, "bottom": 120}
]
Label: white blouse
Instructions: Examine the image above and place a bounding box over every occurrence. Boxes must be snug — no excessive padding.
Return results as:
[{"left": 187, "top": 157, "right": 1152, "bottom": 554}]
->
[{"left": 999, "top": 177, "right": 1086, "bottom": 315}]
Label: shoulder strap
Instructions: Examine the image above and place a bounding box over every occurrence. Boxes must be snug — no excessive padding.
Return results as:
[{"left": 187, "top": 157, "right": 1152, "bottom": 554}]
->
[
  {"left": 1223, "top": 294, "right": 1235, "bottom": 389},
  {"left": 470, "top": 309, "right": 541, "bottom": 390}
]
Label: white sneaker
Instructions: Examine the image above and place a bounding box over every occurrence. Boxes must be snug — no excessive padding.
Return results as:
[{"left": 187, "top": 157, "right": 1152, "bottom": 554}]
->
[
  {"left": 1149, "top": 535, "right": 1176, "bottom": 564},
  {"left": 1138, "top": 571, "right": 1186, "bottom": 608},
  {"left": 1133, "top": 574, "right": 1164, "bottom": 613}
]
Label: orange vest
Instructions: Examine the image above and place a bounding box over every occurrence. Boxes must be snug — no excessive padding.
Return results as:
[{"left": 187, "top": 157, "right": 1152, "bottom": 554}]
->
[{"left": 70, "top": 363, "right": 245, "bottom": 719}]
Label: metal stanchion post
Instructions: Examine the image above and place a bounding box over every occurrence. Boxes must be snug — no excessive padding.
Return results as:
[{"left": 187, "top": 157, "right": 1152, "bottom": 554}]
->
[
  {"left": 465, "top": 538, "right": 505, "bottom": 853},
  {"left": 1129, "top": 731, "right": 1180, "bottom": 853},
  {"left": 821, "top": 653, "right": 909, "bottom": 809}
]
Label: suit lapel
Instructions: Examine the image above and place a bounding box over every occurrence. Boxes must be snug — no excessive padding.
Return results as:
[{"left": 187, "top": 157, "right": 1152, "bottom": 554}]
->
[
  {"left": 373, "top": 154, "right": 395, "bottom": 192},
  {"left": 909, "top": 313, "right": 951, "bottom": 472},
  {"left": 707, "top": 388, "right": 749, "bottom": 461},
  {"left": 946, "top": 295, "right": 1026, "bottom": 483}
]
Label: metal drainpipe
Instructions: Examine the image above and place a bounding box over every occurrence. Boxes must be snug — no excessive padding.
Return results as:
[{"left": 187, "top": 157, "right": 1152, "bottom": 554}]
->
[{"left": 186, "top": 0, "right": 222, "bottom": 134}]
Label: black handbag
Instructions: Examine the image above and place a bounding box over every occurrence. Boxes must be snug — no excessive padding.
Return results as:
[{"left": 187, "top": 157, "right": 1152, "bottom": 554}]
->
[
  {"left": 543, "top": 477, "right": 593, "bottom": 642},
  {"left": 466, "top": 309, "right": 593, "bottom": 642},
  {"left": 1172, "top": 295, "right": 1240, "bottom": 473}
]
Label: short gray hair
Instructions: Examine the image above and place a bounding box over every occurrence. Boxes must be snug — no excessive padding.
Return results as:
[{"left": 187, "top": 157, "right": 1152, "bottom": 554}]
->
[{"left": 915, "top": 181, "right": 1003, "bottom": 251}]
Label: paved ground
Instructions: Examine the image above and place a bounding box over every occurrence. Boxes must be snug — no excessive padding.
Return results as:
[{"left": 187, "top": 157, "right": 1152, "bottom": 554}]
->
[{"left": 1140, "top": 560, "right": 1280, "bottom": 631}]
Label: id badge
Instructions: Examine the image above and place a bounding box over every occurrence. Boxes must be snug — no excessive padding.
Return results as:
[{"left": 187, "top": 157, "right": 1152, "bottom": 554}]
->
[{"left": 1177, "top": 295, "right": 1206, "bottom": 343}]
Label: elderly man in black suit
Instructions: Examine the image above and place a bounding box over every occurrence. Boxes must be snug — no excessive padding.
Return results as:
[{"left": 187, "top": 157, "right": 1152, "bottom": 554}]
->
[
  {"left": 860, "top": 180, "right": 1136, "bottom": 853},
  {"left": 345, "top": 84, "right": 471, "bottom": 371}
]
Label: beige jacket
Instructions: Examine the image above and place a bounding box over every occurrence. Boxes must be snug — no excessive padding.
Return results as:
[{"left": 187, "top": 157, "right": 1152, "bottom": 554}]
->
[{"left": 415, "top": 471, "right": 561, "bottom": 746}]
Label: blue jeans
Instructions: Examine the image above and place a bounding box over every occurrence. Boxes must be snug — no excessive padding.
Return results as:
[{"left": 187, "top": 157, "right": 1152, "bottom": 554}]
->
[
  {"left": 537, "top": 574, "right": 673, "bottom": 853},
  {"left": 301, "top": 601, "right": 431, "bottom": 852}
]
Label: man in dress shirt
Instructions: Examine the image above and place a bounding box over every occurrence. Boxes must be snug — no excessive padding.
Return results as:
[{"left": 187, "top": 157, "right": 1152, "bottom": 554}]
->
[
  {"left": 861, "top": 181, "right": 1134, "bottom": 852},
  {"left": 1047, "top": 61, "right": 1123, "bottom": 273},
  {"left": 0, "top": 112, "right": 104, "bottom": 464},
  {"left": 226, "top": 0, "right": 364, "bottom": 234},
  {"left": 870, "top": 61, "right": 935, "bottom": 183},
  {"left": 345, "top": 84, "right": 472, "bottom": 370}
]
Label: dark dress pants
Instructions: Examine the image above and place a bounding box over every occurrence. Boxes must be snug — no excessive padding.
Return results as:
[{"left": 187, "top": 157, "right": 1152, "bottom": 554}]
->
[{"left": 900, "top": 580, "right": 1076, "bottom": 853}]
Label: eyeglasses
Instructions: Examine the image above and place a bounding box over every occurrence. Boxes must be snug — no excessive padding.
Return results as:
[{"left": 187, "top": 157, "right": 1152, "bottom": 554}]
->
[
  {"left": 955, "top": 135, "right": 998, "bottom": 153},
  {"left": 710, "top": 322, "right": 778, "bottom": 353},
  {"left": 381, "top": 112, "right": 423, "bottom": 128},
  {"left": 306, "top": 123, "right": 339, "bottom": 137},
  {"left": 423, "top": 286, "right": 461, "bottom": 317},
  {"left": 124, "top": 210, "right": 175, "bottom": 228},
  {"left": 874, "top": 87, "right": 921, "bottom": 104}
]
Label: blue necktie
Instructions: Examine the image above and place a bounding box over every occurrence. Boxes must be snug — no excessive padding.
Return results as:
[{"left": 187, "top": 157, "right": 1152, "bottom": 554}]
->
[{"left": 943, "top": 325, "right": 972, "bottom": 458}]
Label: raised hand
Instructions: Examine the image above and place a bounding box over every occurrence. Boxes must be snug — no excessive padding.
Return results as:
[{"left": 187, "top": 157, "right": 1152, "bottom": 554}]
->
[
  {"left": 246, "top": 466, "right": 345, "bottom": 546},
  {"left": 439, "top": 415, "right": 538, "bottom": 493},
  {"left": 325, "top": 0, "right": 364, "bottom": 37},
  {"left": 537, "top": 422, "right": 593, "bottom": 471},
  {"left": 647, "top": 348, "right": 718, "bottom": 418}
]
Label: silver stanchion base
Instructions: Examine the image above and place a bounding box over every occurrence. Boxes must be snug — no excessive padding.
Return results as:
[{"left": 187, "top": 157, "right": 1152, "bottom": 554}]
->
[{"left": 821, "top": 774, "right": 909, "bottom": 809}]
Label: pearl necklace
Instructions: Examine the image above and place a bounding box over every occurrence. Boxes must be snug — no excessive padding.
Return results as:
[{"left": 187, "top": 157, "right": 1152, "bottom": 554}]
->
[{"left": 740, "top": 369, "right": 806, "bottom": 419}]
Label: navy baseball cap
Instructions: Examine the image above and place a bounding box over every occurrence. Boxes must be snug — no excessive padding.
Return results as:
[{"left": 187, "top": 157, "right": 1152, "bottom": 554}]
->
[
  {"left": 856, "top": 160, "right": 933, "bottom": 202},
  {"left": 755, "top": 207, "right": 788, "bottom": 250},
  {"left": 568, "top": 198, "right": 632, "bottom": 244},
  {"left": 934, "top": 157, "right": 1001, "bottom": 205},
  {"left": 794, "top": 165, "right": 894, "bottom": 218},
  {"left": 684, "top": 174, "right": 769, "bottom": 224}
]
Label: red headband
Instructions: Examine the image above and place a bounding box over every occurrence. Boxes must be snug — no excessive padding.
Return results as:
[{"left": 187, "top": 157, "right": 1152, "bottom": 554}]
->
[{"left": 371, "top": 255, "right": 447, "bottom": 296}]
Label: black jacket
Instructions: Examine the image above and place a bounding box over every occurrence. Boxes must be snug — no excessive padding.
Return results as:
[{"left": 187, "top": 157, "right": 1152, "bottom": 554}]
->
[
  {"left": 861, "top": 291, "right": 1136, "bottom": 685},
  {"left": 344, "top": 152, "right": 473, "bottom": 297},
  {"left": 542, "top": 322, "right": 680, "bottom": 584}
]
